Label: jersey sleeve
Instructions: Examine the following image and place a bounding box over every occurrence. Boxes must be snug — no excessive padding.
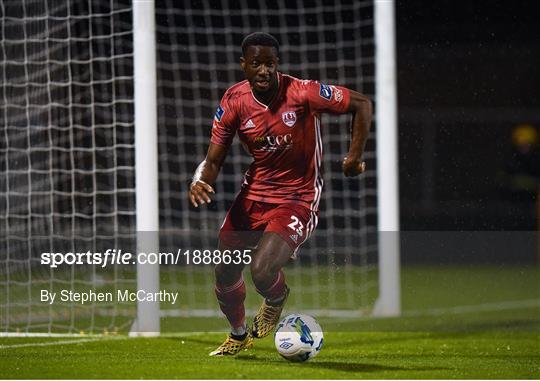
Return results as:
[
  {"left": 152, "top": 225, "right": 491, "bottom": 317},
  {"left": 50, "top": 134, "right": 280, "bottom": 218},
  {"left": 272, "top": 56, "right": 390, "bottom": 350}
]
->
[
  {"left": 301, "top": 80, "right": 350, "bottom": 115},
  {"left": 210, "top": 93, "right": 240, "bottom": 147}
]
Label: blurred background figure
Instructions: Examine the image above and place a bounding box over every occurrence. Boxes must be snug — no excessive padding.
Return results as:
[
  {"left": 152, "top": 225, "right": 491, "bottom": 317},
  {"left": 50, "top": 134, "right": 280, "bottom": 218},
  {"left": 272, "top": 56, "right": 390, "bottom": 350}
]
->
[{"left": 500, "top": 124, "right": 540, "bottom": 202}]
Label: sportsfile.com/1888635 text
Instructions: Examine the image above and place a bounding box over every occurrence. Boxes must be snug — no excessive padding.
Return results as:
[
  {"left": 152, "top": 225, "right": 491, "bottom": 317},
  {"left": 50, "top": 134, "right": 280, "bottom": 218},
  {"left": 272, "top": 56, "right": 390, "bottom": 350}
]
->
[{"left": 40, "top": 249, "right": 252, "bottom": 268}]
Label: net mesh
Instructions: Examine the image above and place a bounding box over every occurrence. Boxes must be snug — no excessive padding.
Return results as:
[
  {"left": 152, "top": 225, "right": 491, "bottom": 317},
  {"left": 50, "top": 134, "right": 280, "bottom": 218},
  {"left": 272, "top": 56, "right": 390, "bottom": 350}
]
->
[
  {"left": 0, "top": 0, "right": 380, "bottom": 334},
  {"left": 0, "top": 0, "right": 136, "bottom": 334}
]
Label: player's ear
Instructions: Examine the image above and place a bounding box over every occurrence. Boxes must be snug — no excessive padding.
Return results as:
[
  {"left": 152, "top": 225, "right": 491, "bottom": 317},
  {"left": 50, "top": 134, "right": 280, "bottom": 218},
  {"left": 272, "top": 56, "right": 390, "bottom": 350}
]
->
[{"left": 240, "top": 56, "right": 246, "bottom": 71}]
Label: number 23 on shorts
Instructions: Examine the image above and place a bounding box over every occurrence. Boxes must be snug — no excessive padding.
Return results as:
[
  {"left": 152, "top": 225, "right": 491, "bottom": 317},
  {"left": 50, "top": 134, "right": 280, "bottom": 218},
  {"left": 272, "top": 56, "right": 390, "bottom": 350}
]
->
[{"left": 287, "top": 215, "right": 304, "bottom": 236}]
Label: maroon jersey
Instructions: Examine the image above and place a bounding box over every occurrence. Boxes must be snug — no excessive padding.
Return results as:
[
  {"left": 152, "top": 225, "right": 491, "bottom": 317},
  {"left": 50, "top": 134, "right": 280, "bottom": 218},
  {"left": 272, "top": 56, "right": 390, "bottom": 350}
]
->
[{"left": 211, "top": 73, "right": 350, "bottom": 211}]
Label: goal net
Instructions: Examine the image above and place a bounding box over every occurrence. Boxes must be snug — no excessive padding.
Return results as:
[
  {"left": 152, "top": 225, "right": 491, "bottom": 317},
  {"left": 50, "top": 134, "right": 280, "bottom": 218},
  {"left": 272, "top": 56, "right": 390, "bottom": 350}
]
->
[
  {"left": 1, "top": 0, "right": 398, "bottom": 335},
  {"left": 155, "top": 0, "right": 381, "bottom": 320},
  {"left": 0, "top": 0, "right": 136, "bottom": 334}
]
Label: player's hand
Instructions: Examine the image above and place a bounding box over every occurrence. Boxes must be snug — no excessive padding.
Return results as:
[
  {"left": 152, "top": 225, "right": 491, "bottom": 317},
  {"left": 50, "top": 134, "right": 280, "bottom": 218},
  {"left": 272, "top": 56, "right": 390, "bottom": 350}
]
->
[
  {"left": 342, "top": 157, "right": 366, "bottom": 177},
  {"left": 189, "top": 180, "right": 215, "bottom": 207}
]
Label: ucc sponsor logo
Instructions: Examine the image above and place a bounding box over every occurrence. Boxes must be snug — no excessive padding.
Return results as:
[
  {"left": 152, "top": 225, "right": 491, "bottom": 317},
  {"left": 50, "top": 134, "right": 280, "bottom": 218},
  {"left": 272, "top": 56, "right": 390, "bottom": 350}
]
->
[{"left": 253, "top": 133, "right": 292, "bottom": 151}]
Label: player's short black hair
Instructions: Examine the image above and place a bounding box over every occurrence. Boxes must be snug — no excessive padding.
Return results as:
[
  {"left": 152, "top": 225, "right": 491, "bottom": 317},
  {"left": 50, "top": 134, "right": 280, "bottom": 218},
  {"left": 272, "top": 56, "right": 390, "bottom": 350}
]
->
[{"left": 241, "top": 32, "right": 280, "bottom": 57}]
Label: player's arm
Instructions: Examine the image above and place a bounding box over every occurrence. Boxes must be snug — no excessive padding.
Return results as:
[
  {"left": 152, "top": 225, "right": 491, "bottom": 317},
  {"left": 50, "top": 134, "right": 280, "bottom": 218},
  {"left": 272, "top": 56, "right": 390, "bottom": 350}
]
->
[
  {"left": 190, "top": 93, "right": 238, "bottom": 207},
  {"left": 342, "top": 90, "right": 373, "bottom": 177},
  {"left": 189, "top": 143, "right": 228, "bottom": 207},
  {"left": 303, "top": 81, "right": 373, "bottom": 177}
]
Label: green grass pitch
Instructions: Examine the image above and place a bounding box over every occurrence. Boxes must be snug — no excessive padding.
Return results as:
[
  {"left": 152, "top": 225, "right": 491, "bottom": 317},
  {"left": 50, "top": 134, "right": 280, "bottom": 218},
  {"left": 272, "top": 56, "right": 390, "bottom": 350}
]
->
[{"left": 1, "top": 265, "right": 539, "bottom": 379}]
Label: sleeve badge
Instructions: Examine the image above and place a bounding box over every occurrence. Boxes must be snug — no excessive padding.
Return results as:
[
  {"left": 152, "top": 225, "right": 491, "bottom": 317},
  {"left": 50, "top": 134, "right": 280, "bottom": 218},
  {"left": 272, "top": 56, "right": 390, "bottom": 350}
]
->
[
  {"left": 319, "top": 83, "right": 333, "bottom": 100},
  {"left": 214, "top": 105, "right": 225, "bottom": 122}
]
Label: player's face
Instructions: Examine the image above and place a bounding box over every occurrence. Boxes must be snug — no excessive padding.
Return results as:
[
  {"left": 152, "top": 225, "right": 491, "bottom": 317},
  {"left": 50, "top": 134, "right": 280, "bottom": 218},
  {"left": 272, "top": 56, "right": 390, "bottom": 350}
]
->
[{"left": 240, "top": 45, "right": 279, "bottom": 94}]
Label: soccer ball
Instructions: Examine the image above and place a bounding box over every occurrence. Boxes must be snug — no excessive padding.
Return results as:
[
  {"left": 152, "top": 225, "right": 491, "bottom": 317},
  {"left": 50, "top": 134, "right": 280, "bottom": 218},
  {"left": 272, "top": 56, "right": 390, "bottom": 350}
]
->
[{"left": 274, "top": 314, "right": 323, "bottom": 362}]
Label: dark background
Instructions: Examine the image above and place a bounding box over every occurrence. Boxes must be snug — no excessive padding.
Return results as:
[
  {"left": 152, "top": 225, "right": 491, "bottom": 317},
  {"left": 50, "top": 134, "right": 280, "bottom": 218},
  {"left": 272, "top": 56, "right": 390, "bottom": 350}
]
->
[{"left": 396, "top": 1, "right": 539, "bottom": 231}]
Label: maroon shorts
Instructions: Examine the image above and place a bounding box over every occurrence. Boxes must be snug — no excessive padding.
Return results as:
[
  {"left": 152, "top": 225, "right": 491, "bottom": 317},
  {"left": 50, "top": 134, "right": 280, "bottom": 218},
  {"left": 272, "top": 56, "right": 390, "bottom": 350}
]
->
[{"left": 219, "top": 195, "right": 318, "bottom": 253}]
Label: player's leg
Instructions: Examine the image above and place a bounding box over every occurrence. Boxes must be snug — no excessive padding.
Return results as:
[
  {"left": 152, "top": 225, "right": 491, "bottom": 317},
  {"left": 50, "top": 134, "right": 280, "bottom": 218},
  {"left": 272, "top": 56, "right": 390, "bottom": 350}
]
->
[
  {"left": 209, "top": 196, "right": 260, "bottom": 356},
  {"left": 250, "top": 204, "right": 316, "bottom": 338},
  {"left": 250, "top": 232, "right": 292, "bottom": 302},
  {"left": 213, "top": 243, "right": 247, "bottom": 336},
  {"left": 250, "top": 232, "right": 293, "bottom": 338},
  {"left": 209, "top": 246, "right": 253, "bottom": 357}
]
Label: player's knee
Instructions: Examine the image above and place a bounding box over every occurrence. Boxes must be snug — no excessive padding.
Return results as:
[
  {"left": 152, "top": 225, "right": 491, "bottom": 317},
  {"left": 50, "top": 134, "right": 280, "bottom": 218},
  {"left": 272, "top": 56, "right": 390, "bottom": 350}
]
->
[
  {"left": 250, "top": 259, "right": 275, "bottom": 289},
  {"left": 214, "top": 264, "right": 226, "bottom": 283},
  {"left": 214, "top": 263, "right": 241, "bottom": 285}
]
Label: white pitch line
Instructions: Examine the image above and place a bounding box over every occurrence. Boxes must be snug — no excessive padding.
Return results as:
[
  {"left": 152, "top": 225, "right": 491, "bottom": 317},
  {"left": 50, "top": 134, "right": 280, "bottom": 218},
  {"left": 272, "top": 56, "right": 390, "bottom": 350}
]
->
[
  {"left": 0, "top": 333, "right": 106, "bottom": 338},
  {"left": 2, "top": 299, "right": 538, "bottom": 346},
  {"left": 326, "top": 298, "right": 540, "bottom": 323},
  {"left": 402, "top": 298, "right": 540, "bottom": 317},
  {"left": 0, "top": 336, "right": 126, "bottom": 349},
  {"left": 159, "top": 331, "right": 226, "bottom": 337},
  {"left": 0, "top": 332, "right": 215, "bottom": 349}
]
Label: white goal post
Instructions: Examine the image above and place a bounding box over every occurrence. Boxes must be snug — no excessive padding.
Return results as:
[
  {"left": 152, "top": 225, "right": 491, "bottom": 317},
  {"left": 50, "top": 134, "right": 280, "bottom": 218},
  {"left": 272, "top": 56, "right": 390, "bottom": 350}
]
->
[
  {"left": 131, "top": 0, "right": 160, "bottom": 336},
  {"left": 373, "top": 0, "right": 401, "bottom": 317}
]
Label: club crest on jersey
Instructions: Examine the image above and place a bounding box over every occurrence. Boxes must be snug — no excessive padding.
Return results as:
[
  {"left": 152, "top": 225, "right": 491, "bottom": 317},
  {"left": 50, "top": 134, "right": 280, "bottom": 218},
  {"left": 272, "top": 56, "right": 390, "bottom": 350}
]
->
[
  {"left": 214, "top": 105, "right": 224, "bottom": 122},
  {"left": 334, "top": 87, "right": 343, "bottom": 102},
  {"left": 281, "top": 111, "right": 297, "bottom": 127},
  {"left": 319, "top": 83, "right": 332, "bottom": 100}
]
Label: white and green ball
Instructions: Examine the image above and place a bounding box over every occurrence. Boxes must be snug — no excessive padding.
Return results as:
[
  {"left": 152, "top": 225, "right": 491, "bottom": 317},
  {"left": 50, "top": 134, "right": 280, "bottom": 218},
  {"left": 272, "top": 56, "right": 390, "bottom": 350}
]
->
[{"left": 274, "top": 314, "right": 324, "bottom": 362}]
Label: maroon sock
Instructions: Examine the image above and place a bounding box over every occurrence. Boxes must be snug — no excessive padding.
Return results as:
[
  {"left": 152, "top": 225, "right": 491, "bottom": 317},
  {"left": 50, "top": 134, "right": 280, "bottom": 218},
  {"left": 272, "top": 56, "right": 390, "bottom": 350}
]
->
[
  {"left": 215, "top": 275, "right": 246, "bottom": 329},
  {"left": 256, "top": 270, "right": 287, "bottom": 303}
]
